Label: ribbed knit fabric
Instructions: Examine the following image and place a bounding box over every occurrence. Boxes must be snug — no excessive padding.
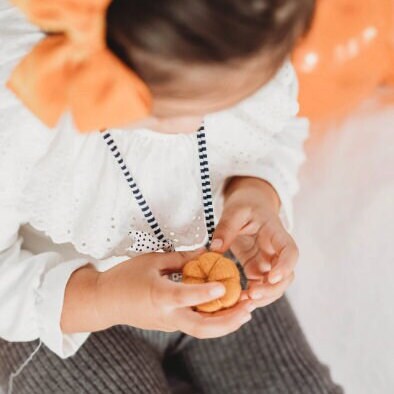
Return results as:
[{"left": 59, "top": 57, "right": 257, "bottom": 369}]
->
[{"left": 0, "top": 296, "right": 343, "bottom": 394}]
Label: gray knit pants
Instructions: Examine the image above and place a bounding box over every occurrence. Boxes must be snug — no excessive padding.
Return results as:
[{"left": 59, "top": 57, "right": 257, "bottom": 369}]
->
[{"left": 0, "top": 297, "right": 343, "bottom": 394}]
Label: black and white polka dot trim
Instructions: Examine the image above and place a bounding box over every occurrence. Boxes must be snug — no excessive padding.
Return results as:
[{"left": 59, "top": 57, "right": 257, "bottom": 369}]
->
[{"left": 128, "top": 230, "right": 174, "bottom": 253}]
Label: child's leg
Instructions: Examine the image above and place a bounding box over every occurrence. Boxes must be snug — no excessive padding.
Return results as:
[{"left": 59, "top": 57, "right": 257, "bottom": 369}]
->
[
  {"left": 0, "top": 326, "right": 173, "bottom": 394},
  {"left": 176, "top": 297, "right": 343, "bottom": 394}
]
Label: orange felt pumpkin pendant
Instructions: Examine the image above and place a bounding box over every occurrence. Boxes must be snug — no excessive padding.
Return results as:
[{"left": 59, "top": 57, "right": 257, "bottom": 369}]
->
[{"left": 182, "top": 252, "right": 242, "bottom": 313}]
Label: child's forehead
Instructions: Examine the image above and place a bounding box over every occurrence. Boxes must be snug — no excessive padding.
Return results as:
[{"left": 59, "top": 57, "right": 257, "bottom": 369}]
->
[{"left": 150, "top": 55, "right": 274, "bottom": 117}]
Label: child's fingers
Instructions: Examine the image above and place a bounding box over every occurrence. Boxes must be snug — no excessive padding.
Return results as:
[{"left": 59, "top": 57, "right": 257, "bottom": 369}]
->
[
  {"left": 174, "top": 300, "right": 254, "bottom": 339},
  {"left": 255, "top": 220, "right": 276, "bottom": 255},
  {"left": 247, "top": 272, "right": 295, "bottom": 301},
  {"left": 156, "top": 248, "right": 206, "bottom": 271},
  {"left": 156, "top": 279, "right": 227, "bottom": 309},
  {"left": 239, "top": 290, "right": 250, "bottom": 301},
  {"left": 198, "top": 299, "right": 255, "bottom": 319},
  {"left": 257, "top": 220, "right": 299, "bottom": 284},
  {"left": 243, "top": 250, "right": 272, "bottom": 279},
  {"left": 210, "top": 205, "right": 251, "bottom": 253},
  {"left": 250, "top": 295, "right": 280, "bottom": 309},
  {"left": 267, "top": 238, "right": 298, "bottom": 285}
]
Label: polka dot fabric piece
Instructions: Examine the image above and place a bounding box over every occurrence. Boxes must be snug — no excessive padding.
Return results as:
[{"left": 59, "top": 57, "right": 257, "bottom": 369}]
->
[{"left": 127, "top": 230, "right": 174, "bottom": 253}]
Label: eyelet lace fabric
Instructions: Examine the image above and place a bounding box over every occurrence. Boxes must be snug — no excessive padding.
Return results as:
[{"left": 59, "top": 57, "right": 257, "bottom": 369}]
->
[
  {"left": 101, "top": 123, "right": 215, "bottom": 256},
  {"left": 1, "top": 60, "right": 303, "bottom": 260}
]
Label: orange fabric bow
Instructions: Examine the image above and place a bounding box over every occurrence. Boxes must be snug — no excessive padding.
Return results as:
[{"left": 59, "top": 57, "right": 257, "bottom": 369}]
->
[{"left": 6, "top": 0, "right": 152, "bottom": 132}]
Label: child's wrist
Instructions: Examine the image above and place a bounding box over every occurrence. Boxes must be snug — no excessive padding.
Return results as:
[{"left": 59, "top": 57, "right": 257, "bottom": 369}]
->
[
  {"left": 61, "top": 265, "right": 109, "bottom": 333},
  {"left": 224, "top": 176, "right": 281, "bottom": 214},
  {"left": 94, "top": 268, "right": 121, "bottom": 329}
]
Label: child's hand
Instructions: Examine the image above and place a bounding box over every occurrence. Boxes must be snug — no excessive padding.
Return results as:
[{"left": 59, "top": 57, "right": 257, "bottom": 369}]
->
[
  {"left": 210, "top": 177, "right": 298, "bottom": 307},
  {"left": 94, "top": 248, "right": 254, "bottom": 338}
]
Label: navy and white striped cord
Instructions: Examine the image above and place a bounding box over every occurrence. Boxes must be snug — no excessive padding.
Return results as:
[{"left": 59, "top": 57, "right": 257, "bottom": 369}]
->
[
  {"left": 101, "top": 131, "right": 175, "bottom": 253},
  {"left": 102, "top": 125, "right": 216, "bottom": 283},
  {"left": 196, "top": 124, "right": 216, "bottom": 246}
]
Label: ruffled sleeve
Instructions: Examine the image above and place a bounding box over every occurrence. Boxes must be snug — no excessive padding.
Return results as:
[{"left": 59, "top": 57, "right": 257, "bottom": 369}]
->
[
  {"left": 0, "top": 0, "right": 92, "bottom": 358},
  {"left": 205, "top": 61, "right": 309, "bottom": 230}
]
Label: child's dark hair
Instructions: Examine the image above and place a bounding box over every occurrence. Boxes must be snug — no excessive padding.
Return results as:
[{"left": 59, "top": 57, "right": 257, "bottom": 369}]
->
[{"left": 106, "top": 0, "right": 315, "bottom": 85}]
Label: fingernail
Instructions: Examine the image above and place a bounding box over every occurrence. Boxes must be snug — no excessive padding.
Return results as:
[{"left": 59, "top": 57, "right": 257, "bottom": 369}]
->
[
  {"left": 269, "top": 273, "right": 282, "bottom": 284},
  {"left": 210, "top": 285, "right": 225, "bottom": 297},
  {"left": 210, "top": 239, "right": 223, "bottom": 251},
  {"left": 240, "top": 314, "right": 252, "bottom": 324},
  {"left": 251, "top": 292, "right": 263, "bottom": 300},
  {"left": 259, "top": 262, "right": 271, "bottom": 273}
]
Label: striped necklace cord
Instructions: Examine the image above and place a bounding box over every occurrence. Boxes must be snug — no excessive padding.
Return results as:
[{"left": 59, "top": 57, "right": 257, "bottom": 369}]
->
[{"left": 101, "top": 123, "right": 215, "bottom": 252}]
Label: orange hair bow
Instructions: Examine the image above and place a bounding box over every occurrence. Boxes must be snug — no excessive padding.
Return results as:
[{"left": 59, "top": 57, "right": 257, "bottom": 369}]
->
[{"left": 6, "top": 0, "right": 152, "bottom": 132}]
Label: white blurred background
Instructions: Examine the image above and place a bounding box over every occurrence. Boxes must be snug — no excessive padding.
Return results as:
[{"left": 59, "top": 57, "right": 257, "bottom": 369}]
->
[{"left": 289, "top": 97, "right": 394, "bottom": 394}]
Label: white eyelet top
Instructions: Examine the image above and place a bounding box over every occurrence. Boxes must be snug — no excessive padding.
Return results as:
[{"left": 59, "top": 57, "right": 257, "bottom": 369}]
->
[{"left": 0, "top": 1, "right": 309, "bottom": 359}]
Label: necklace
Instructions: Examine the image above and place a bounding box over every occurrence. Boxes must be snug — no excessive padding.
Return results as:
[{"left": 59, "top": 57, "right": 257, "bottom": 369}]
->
[{"left": 101, "top": 123, "right": 216, "bottom": 279}]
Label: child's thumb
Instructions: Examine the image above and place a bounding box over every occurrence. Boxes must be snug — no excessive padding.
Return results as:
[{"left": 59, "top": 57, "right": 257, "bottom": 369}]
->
[
  {"left": 158, "top": 247, "right": 206, "bottom": 271},
  {"left": 211, "top": 208, "right": 247, "bottom": 253}
]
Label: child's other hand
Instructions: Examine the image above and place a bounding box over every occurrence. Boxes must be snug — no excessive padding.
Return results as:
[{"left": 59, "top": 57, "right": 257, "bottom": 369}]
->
[
  {"left": 210, "top": 177, "right": 298, "bottom": 308},
  {"left": 95, "top": 248, "right": 254, "bottom": 338}
]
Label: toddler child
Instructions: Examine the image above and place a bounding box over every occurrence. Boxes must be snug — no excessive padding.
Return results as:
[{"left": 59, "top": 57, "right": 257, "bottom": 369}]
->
[{"left": 0, "top": 0, "right": 342, "bottom": 393}]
